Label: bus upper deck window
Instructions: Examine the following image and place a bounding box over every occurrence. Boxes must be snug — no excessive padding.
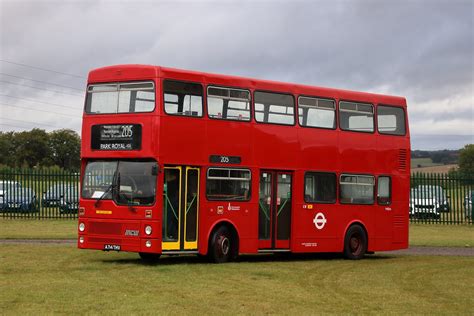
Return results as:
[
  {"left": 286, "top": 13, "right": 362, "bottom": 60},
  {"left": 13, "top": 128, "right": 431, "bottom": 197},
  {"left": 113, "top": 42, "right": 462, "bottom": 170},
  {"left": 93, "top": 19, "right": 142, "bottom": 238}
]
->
[
  {"left": 377, "top": 105, "right": 406, "bottom": 136},
  {"left": 254, "top": 91, "right": 295, "bottom": 125},
  {"left": 298, "top": 96, "right": 336, "bottom": 129},
  {"left": 207, "top": 86, "right": 251, "bottom": 121},
  {"left": 163, "top": 80, "right": 203, "bottom": 117},
  {"left": 85, "top": 81, "right": 155, "bottom": 114},
  {"left": 339, "top": 101, "right": 374, "bottom": 133}
]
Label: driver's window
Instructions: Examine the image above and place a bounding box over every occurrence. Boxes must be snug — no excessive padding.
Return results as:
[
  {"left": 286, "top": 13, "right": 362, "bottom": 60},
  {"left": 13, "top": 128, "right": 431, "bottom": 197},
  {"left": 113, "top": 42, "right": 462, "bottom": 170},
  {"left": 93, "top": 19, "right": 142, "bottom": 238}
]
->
[{"left": 116, "top": 161, "right": 157, "bottom": 205}]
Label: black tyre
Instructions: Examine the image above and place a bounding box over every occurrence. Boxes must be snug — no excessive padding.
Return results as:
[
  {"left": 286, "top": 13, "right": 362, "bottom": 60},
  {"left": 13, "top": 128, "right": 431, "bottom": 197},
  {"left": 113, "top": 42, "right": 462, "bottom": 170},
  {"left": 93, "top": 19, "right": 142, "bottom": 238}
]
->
[
  {"left": 139, "top": 252, "right": 161, "bottom": 262},
  {"left": 209, "top": 226, "right": 234, "bottom": 263},
  {"left": 343, "top": 224, "right": 367, "bottom": 260}
]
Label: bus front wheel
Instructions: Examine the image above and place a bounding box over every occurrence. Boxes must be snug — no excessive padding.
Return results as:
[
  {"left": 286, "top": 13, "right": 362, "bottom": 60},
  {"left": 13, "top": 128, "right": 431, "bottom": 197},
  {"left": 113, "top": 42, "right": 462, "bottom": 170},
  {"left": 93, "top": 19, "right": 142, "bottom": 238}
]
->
[
  {"left": 209, "top": 226, "right": 233, "bottom": 263},
  {"left": 343, "top": 224, "right": 367, "bottom": 260}
]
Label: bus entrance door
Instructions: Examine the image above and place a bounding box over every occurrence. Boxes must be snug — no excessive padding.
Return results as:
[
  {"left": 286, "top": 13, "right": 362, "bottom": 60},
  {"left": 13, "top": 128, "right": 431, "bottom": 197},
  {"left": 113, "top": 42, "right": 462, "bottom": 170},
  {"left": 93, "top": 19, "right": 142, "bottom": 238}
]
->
[
  {"left": 258, "top": 171, "right": 292, "bottom": 250},
  {"left": 162, "top": 166, "right": 199, "bottom": 251}
]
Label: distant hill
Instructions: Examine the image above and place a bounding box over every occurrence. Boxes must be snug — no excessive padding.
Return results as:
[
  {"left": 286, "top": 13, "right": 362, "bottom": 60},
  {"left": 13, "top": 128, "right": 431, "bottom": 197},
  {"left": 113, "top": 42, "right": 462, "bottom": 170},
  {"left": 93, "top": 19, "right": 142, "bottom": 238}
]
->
[{"left": 411, "top": 149, "right": 459, "bottom": 167}]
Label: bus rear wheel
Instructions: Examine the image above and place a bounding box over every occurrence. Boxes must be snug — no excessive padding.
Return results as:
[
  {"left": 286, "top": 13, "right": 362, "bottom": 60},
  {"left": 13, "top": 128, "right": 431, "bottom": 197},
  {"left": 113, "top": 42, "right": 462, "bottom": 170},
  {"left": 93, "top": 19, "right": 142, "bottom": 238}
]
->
[
  {"left": 139, "top": 252, "right": 161, "bottom": 262},
  {"left": 343, "top": 225, "right": 367, "bottom": 260},
  {"left": 209, "top": 226, "right": 233, "bottom": 263}
]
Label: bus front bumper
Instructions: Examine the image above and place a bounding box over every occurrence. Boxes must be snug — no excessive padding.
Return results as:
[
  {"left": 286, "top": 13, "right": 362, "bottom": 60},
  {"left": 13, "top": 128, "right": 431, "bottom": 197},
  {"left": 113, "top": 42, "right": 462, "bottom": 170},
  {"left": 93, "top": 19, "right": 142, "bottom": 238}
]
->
[{"left": 77, "top": 218, "right": 161, "bottom": 254}]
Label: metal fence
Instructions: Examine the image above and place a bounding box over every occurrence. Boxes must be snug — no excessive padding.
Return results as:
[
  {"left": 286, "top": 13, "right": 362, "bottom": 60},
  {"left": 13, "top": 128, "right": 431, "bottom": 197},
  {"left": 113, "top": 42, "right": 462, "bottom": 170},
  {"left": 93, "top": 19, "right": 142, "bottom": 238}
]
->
[
  {"left": 0, "top": 169, "right": 79, "bottom": 219},
  {"left": 1, "top": 169, "right": 473, "bottom": 224},
  {"left": 410, "top": 172, "right": 473, "bottom": 224}
]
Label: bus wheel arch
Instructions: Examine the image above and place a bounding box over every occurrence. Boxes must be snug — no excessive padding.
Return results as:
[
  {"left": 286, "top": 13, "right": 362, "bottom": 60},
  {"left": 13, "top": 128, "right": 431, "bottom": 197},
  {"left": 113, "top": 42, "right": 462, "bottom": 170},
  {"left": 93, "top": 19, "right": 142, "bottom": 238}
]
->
[
  {"left": 207, "top": 221, "right": 240, "bottom": 263},
  {"left": 343, "top": 221, "right": 368, "bottom": 260}
]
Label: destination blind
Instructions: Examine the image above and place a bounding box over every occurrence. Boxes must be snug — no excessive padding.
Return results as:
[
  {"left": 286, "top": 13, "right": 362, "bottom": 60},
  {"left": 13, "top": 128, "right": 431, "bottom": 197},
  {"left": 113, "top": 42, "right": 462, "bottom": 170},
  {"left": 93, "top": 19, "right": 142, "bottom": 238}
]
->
[{"left": 91, "top": 124, "right": 142, "bottom": 150}]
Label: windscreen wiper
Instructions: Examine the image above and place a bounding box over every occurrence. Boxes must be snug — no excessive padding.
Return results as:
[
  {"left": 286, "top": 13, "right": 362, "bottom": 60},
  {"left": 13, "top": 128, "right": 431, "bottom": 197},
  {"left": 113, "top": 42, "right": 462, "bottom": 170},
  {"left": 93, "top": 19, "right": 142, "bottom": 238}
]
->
[{"left": 94, "top": 172, "right": 118, "bottom": 207}]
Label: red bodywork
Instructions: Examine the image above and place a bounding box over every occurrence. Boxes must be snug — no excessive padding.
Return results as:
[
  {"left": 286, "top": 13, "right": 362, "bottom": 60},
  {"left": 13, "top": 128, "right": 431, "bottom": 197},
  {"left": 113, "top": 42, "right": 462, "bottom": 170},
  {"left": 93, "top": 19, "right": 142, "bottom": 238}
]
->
[{"left": 78, "top": 64, "right": 410, "bottom": 256}]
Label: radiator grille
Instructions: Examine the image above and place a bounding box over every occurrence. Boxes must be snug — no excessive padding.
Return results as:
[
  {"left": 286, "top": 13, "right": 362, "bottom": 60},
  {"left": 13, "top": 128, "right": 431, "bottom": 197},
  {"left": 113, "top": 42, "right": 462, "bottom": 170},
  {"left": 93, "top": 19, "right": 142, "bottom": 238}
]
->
[
  {"left": 398, "top": 149, "right": 408, "bottom": 171},
  {"left": 394, "top": 215, "right": 405, "bottom": 228},
  {"left": 89, "top": 222, "right": 122, "bottom": 235}
]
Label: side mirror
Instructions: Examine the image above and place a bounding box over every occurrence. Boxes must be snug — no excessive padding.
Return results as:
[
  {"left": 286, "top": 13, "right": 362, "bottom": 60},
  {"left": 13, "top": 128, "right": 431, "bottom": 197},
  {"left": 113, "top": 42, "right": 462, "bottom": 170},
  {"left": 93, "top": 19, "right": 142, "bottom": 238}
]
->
[{"left": 151, "top": 165, "right": 159, "bottom": 176}]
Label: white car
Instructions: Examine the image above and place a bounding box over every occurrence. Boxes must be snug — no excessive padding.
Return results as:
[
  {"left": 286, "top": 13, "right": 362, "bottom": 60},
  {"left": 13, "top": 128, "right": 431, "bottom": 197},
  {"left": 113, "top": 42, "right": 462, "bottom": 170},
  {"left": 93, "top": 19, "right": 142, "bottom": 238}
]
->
[
  {"left": 0, "top": 181, "right": 22, "bottom": 196},
  {"left": 410, "top": 187, "right": 441, "bottom": 219},
  {"left": 0, "top": 181, "right": 22, "bottom": 210},
  {"left": 465, "top": 191, "right": 473, "bottom": 219}
]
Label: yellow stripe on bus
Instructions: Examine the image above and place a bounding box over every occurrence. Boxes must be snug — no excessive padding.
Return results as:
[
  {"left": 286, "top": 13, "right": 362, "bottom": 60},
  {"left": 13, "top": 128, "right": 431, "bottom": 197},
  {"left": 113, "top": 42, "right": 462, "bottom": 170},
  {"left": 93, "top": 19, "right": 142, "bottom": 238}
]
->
[{"left": 96, "top": 210, "right": 112, "bottom": 214}]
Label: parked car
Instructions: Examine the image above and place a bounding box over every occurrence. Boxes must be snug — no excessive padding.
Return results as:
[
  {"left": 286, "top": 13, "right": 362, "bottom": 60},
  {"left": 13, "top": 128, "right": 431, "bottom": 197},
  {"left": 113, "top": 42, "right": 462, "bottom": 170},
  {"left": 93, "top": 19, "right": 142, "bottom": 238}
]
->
[
  {"left": 465, "top": 191, "right": 473, "bottom": 219},
  {"left": 0, "top": 181, "right": 22, "bottom": 211},
  {"left": 415, "top": 185, "right": 450, "bottom": 212},
  {"left": 409, "top": 187, "right": 441, "bottom": 219},
  {"left": 42, "top": 184, "right": 77, "bottom": 207},
  {"left": 0, "top": 180, "right": 22, "bottom": 197},
  {"left": 1, "top": 188, "right": 37, "bottom": 212},
  {"left": 59, "top": 191, "right": 79, "bottom": 214}
]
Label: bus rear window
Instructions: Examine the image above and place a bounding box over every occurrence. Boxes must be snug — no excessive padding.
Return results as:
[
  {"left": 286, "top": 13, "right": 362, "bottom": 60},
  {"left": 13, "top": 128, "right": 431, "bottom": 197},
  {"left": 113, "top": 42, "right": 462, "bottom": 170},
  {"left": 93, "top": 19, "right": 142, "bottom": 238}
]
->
[
  {"left": 85, "top": 82, "right": 155, "bottom": 114},
  {"left": 206, "top": 168, "right": 251, "bottom": 201}
]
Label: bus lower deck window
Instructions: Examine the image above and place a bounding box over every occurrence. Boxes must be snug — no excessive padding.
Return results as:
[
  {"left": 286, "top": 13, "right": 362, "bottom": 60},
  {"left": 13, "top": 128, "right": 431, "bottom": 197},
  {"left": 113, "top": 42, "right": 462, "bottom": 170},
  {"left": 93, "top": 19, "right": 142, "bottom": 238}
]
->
[
  {"left": 206, "top": 168, "right": 251, "bottom": 201},
  {"left": 340, "top": 174, "right": 375, "bottom": 204},
  {"left": 304, "top": 172, "right": 336, "bottom": 203}
]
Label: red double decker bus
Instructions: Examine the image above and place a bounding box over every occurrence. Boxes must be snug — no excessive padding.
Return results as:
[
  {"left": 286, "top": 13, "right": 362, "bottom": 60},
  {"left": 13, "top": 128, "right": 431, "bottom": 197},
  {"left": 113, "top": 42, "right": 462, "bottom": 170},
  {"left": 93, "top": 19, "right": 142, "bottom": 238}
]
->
[{"left": 78, "top": 65, "right": 410, "bottom": 262}]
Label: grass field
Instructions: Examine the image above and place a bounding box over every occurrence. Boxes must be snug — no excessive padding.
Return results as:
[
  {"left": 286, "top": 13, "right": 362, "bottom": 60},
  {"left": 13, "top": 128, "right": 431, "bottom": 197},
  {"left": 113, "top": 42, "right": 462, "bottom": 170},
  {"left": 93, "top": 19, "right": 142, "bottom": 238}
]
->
[
  {"left": 0, "top": 219, "right": 77, "bottom": 239},
  {"left": 411, "top": 164, "right": 458, "bottom": 174},
  {"left": 0, "top": 244, "right": 473, "bottom": 315},
  {"left": 411, "top": 158, "right": 440, "bottom": 169},
  {"left": 409, "top": 223, "right": 473, "bottom": 247},
  {"left": 1, "top": 219, "right": 472, "bottom": 247}
]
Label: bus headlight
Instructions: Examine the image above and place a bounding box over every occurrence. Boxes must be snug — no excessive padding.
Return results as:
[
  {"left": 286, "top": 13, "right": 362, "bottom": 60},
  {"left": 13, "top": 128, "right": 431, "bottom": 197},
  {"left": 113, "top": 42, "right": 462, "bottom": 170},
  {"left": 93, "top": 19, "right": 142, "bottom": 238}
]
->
[
  {"left": 145, "top": 240, "right": 152, "bottom": 248},
  {"left": 79, "top": 222, "right": 85, "bottom": 232},
  {"left": 145, "top": 225, "right": 152, "bottom": 235},
  {"left": 79, "top": 236, "right": 84, "bottom": 244}
]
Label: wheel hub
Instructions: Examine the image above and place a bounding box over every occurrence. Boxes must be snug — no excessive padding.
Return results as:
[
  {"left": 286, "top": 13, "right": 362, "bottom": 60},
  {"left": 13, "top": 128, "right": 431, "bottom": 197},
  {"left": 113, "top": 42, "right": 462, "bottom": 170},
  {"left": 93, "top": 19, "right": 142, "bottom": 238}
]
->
[{"left": 220, "top": 237, "right": 230, "bottom": 255}]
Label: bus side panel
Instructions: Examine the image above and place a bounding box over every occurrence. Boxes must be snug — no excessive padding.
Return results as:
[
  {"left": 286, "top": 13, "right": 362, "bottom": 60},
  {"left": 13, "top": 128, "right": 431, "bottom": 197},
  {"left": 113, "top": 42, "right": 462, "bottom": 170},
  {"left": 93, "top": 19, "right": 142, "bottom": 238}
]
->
[
  {"left": 198, "top": 201, "right": 259, "bottom": 255},
  {"left": 253, "top": 124, "right": 298, "bottom": 169},
  {"left": 375, "top": 135, "right": 410, "bottom": 250},
  {"left": 292, "top": 129, "right": 340, "bottom": 253}
]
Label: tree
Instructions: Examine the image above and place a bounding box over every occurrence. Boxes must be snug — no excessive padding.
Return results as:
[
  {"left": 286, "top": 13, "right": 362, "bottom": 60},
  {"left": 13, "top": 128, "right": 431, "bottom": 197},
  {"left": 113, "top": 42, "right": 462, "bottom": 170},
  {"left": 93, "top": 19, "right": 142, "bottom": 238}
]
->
[
  {"left": 0, "top": 131, "right": 17, "bottom": 166},
  {"left": 15, "top": 129, "right": 50, "bottom": 168},
  {"left": 48, "top": 129, "right": 81, "bottom": 170},
  {"left": 458, "top": 144, "right": 474, "bottom": 179}
]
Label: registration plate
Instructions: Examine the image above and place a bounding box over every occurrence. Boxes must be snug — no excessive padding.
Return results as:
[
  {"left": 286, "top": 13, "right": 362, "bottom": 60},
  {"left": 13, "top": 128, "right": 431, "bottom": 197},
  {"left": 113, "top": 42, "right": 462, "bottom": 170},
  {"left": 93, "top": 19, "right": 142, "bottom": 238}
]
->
[{"left": 104, "top": 244, "right": 121, "bottom": 251}]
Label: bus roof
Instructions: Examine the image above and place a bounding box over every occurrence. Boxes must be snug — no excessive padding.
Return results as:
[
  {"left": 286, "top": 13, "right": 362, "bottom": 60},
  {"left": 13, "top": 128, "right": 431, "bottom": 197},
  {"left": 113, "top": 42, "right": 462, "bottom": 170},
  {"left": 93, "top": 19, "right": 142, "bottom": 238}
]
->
[{"left": 88, "top": 64, "right": 406, "bottom": 106}]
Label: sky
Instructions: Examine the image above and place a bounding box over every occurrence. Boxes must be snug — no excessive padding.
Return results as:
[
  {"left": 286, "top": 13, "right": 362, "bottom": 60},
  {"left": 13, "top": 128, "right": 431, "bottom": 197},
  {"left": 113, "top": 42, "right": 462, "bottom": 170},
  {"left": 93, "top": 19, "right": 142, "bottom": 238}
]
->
[{"left": 0, "top": 0, "right": 472, "bottom": 150}]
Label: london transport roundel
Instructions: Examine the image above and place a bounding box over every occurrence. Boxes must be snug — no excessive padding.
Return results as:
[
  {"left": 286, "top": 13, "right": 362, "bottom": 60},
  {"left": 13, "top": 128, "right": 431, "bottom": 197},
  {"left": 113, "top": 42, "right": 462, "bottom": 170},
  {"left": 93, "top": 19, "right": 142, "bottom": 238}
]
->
[{"left": 313, "top": 212, "right": 327, "bottom": 230}]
